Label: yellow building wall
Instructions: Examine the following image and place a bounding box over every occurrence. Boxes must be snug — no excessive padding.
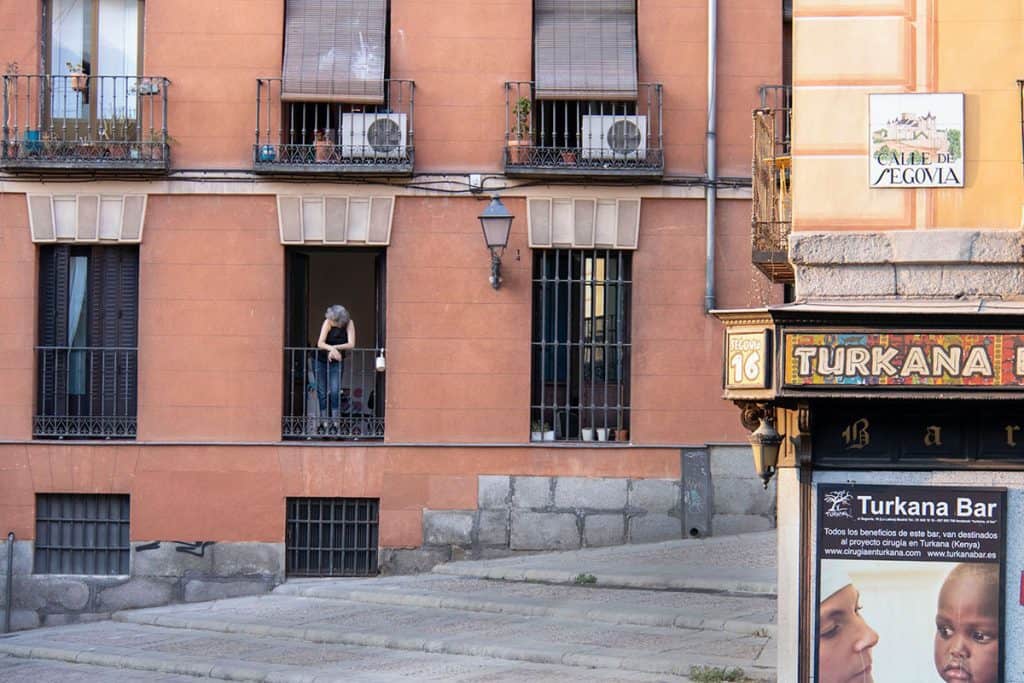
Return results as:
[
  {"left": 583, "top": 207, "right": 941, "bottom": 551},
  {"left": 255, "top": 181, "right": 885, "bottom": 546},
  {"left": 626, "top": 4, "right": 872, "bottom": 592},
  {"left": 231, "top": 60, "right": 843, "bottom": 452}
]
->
[{"left": 792, "top": 0, "right": 1024, "bottom": 232}]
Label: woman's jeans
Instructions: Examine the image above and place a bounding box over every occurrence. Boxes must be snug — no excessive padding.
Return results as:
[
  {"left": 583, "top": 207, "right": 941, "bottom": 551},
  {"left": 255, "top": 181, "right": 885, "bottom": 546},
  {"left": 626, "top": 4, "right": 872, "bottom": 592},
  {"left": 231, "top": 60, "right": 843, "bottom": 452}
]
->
[{"left": 315, "top": 358, "right": 344, "bottom": 417}]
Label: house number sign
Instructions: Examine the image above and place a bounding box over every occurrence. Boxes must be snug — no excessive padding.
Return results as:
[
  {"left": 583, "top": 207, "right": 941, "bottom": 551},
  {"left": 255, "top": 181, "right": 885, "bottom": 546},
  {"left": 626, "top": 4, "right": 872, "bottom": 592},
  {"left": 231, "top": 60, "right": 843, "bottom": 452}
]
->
[
  {"left": 725, "top": 330, "right": 770, "bottom": 390},
  {"left": 784, "top": 331, "right": 1024, "bottom": 389}
]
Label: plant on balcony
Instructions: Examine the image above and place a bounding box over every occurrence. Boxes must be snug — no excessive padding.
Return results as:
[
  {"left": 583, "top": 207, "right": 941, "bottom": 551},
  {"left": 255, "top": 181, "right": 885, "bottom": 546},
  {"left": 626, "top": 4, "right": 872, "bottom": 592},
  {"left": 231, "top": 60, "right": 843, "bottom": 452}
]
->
[
  {"left": 66, "top": 62, "right": 88, "bottom": 93},
  {"left": 508, "top": 96, "right": 532, "bottom": 164},
  {"left": 531, "top": 419, "right": 555, "bottom": 441},
  {"left": 314, "top": 129, "right": 333, "bottom": 163}
]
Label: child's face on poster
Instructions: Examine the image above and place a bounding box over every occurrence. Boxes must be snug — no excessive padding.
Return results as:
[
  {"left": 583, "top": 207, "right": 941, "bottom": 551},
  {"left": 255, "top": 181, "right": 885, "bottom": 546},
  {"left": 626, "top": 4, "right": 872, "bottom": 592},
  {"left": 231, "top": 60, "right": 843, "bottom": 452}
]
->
[{"left": 934, "top": 571, "right": 999, "bottom": 683}]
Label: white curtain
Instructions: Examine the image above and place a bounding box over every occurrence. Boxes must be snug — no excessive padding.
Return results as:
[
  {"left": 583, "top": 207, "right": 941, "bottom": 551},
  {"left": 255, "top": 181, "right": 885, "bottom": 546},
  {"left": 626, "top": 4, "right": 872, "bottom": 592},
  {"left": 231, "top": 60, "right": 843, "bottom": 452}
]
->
[
  {"left": 67, "top": 256, "right": 88, "bottom": 396},
  {"left": 97, "top": 0, "right": 139, "bottom": 119}
]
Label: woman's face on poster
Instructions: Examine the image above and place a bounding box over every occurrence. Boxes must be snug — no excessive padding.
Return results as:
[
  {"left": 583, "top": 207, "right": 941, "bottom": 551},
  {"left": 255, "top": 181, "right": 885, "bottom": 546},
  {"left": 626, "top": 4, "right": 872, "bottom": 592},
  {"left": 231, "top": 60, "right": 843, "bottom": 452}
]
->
[{"left": 818, "top": 584, "right": 879, "bottom": 683}]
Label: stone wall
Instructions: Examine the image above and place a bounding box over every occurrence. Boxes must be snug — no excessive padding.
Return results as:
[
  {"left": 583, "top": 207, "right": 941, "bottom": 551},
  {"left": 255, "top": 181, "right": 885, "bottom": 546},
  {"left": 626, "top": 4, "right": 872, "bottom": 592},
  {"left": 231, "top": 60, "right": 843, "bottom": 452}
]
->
[{"left": 0, "top": 541, "right": 282, "bottom": 631}]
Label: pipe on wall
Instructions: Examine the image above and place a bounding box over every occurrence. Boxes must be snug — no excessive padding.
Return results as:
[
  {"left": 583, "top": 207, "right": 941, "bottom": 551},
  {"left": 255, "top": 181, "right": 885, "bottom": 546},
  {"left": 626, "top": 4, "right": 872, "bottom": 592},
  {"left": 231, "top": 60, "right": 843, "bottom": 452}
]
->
[{"left": 704, "top": 0, "right": 718, "bottom": 313}]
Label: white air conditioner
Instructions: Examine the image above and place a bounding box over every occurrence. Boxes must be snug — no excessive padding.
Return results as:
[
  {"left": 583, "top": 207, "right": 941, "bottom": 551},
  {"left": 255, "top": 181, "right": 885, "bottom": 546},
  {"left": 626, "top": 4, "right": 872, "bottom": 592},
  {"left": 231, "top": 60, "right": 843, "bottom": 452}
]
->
[
  {"left": 341, "top": 113, "right": 408, "bottom": 159},
  {"left": 580, "top": 115, "right": 647, "bottom": 160}
]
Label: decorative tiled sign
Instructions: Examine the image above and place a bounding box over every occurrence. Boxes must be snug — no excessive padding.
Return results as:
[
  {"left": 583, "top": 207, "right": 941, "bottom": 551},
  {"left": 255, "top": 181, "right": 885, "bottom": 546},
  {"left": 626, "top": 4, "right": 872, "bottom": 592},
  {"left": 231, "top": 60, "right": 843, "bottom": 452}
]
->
[{"left": 869, "top": 93, "right": 964, "bottom": 188}]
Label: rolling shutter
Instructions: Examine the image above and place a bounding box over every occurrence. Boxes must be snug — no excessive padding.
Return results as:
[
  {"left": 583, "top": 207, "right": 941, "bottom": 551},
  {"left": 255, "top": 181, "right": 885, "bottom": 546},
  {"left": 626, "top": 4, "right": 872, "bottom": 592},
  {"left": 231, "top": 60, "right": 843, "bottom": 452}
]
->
[
  {"left": 282, "top": 0, "right": 387, "bottom": 104},
  {"left": 534, "top": 0, "right": 638, "bottom": 100}
]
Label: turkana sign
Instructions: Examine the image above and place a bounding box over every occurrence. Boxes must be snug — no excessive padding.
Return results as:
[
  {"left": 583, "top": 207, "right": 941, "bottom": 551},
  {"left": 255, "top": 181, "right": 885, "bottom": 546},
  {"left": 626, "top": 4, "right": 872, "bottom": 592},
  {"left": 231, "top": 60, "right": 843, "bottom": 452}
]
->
[{"left": 783, "top": 332, "right": 1024, "bottom": 389}]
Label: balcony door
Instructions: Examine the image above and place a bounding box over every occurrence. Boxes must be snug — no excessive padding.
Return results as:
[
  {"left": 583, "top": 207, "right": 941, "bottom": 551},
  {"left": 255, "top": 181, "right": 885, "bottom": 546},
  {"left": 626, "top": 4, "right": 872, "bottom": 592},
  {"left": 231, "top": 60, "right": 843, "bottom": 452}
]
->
[{"left": 46, "top": 0, "right": 144, "bottom": 132}]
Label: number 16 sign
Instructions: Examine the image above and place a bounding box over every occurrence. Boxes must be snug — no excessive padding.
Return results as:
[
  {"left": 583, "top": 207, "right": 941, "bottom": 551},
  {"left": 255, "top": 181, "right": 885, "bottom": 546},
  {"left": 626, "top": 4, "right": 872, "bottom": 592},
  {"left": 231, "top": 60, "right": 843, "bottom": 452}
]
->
[{"left": 725, "top": 330, "right": 771, "bottom": 390}]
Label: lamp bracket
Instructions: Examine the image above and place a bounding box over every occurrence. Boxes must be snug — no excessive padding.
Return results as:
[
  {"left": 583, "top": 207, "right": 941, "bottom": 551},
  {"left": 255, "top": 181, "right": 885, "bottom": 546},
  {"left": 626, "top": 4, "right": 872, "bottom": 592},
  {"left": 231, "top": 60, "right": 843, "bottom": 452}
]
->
[{"left": 736, "top": 401, "right": 772, "bottom": 433}]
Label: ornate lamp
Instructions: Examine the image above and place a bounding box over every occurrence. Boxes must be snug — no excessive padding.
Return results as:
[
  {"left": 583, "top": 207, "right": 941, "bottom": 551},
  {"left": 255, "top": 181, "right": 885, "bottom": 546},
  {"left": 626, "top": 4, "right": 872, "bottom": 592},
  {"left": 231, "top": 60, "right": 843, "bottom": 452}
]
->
[
  {"left": 478, "top": 195, "right": 514, "bottom": 290},
  {"left": 749, "top": 414, "right": 782, "bottom": 489}
]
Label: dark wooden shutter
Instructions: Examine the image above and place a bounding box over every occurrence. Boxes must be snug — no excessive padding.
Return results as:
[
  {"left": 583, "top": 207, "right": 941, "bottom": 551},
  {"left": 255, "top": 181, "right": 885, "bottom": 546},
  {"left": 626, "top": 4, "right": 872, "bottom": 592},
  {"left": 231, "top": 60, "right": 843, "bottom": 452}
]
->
[
  {"left": 37, "top": 245, "right": 71, "bottom": 418},
  {"left": 87, "top": 247, "right": 138, "bottom": 421},
  {"left": 282, "top": 0, "right": 387, "bottom": 104},
  {"left": 534, "top": 0, "right": 638, "bottom": 100}
]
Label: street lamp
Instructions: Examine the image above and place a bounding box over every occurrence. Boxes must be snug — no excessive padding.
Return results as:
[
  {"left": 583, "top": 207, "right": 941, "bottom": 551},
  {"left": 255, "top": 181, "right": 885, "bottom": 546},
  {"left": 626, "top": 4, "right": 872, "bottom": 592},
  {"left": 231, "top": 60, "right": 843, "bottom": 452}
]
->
[
  {"left": 749, "top": 414, "right": 782, "bottom": 489},
  {"left": 478, "top": 195, "right": 514, "bottom": 290}
]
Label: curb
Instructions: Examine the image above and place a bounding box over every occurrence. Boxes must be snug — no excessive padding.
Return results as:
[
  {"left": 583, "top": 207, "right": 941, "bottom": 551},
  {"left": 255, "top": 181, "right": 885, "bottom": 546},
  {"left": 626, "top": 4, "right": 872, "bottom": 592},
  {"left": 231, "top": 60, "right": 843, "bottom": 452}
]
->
[
  {"left": 112, "top": 610, "right": 776, "bottom": 680},
  {"left": 272, "top": 585, "right": 777, "bottom": 638},
  {"left": 430, "top": 565, "right": 778, "bottom": 596}
]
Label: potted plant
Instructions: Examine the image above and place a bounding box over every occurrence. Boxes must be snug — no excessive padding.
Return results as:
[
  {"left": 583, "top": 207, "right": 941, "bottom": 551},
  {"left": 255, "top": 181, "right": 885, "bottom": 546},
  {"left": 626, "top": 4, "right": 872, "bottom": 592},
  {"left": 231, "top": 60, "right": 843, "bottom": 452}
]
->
[
  {"left": 531, "top": 420, "right": 554, "bottom": 441},
  {"left": 596, "top": 427, "right": 609, "bottom": 442},
  {"left": 258, "top": 144, "right": 277, "bottom": 163},
  {"left": 66, "top": 62, "right": 87, "bottom": 93},
  {"left": 615, "top": 427, "right": 629, "bottom": 442},
  {"left": 581, "top": 427, "right": 595, "bottom": 441},
  {"left": 508, "top": 96, "right": 532, "bottom": 164}
]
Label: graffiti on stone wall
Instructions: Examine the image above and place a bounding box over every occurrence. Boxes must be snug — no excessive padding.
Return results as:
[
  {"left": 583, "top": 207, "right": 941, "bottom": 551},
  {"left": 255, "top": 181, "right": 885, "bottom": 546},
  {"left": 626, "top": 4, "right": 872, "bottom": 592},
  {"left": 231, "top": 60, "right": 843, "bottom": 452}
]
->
[{"left": 136, "top": 540, "right": 216, "bottom": 557}]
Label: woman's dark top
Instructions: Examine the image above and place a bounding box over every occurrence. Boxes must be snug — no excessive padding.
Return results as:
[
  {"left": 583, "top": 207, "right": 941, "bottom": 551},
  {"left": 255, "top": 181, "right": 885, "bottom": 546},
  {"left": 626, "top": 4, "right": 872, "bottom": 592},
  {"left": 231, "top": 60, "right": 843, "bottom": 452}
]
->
[{"left": 318, "top": 324, "right": 348, "bottom": 362}]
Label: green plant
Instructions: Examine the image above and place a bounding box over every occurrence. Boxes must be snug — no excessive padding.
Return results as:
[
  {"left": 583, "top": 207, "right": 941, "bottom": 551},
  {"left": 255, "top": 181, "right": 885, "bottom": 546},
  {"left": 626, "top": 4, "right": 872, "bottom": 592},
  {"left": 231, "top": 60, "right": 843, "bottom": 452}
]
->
[
  {"left": 573, "top": 573, "right": 597, "bottom": 585},
  {"left": 688, "top": 666, "right": 750, "bottom": 683},
  {"left": 512, "top": 96, "right": 531, "bottom": 138},
  {"left": 531, "top": 420, "right": 551, "bottom": 432}
]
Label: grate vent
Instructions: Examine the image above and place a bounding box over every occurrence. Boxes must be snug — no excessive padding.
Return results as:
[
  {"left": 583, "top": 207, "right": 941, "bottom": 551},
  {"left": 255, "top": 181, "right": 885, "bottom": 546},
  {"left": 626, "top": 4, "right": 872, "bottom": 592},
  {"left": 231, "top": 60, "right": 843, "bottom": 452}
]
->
[
  {"left": 34, "top": 494, "right": 130, "bottom": 575},
  {"left": 286, "top": 497, "right": 379, "bottom": 577}
]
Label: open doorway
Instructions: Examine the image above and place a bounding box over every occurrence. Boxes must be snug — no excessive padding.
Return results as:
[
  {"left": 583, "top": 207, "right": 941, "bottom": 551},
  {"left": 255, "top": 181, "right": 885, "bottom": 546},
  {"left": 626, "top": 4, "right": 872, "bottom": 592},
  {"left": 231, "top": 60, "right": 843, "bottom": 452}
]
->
[{"left": 283, "top": 247, "right": 386, "bottom": 440}]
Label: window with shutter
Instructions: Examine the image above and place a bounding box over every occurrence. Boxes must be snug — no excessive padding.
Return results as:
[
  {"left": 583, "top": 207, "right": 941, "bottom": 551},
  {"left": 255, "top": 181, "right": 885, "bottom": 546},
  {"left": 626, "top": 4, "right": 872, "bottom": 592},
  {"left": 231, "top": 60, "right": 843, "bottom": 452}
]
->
[{"left": 35, "top": 245, "right": 138, "bottom": 439}]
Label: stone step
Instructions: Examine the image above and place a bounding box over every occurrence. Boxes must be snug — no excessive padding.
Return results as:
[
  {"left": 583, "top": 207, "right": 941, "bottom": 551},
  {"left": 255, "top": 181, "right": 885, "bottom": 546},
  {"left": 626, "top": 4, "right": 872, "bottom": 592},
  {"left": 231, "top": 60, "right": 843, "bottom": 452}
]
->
[
  {"left": 0, "top": 621, "right": 683, "bottom": 682},
  {"left": 111, "top": 594, "right": 776, "bottom": 680},
  {"left": 274, "top": 575, "right": 777, "bottom": 637}
]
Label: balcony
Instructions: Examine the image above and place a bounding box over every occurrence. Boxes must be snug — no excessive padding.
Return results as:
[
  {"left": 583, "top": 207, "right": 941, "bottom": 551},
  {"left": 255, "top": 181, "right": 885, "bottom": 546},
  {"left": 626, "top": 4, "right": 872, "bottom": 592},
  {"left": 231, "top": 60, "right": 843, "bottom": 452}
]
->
[
  {"left": 282, "top": 347, "right": 385, "bottom": 441},
  {"left": 1, "top": 74, "right": 170, "bottom": 173},
  {"left": 752, "top": 85, "right": 793, "bottom": 283},
  {"left": 34, "top": 346, "right": 137, "bottom": 439},
  {"left": 503, "top": 82, "right": 664, "bottom": 178},
  {"left": 253, "top": 79, "right": 414, "bottom": 176}
]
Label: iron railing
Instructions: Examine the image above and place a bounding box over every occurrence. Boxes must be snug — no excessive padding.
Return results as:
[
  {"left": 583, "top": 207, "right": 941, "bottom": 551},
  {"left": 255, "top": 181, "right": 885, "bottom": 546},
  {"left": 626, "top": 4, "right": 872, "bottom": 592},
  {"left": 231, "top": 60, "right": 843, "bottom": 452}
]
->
[
  {"left": 282, "top": 347, "right": 385, "bottom": 441},
  {"left": 286, "top": 497, "right": 379, "bottom": 577},
  {"left": 34, "top": 346, "right": 137, "bottom": 439},
  {"left": 504, "top": 81, "right": 663, "bottom": 177},
  {"left": 531, "top": 250, "right": 631, "bottom": 442},
  {"left": 752, "top": 84, "right": 793, "bottom": 283},
  {"left": 34, "top": 494, "right": 130, "bottom": 575},
  {"left": 254, "top": 78, "right": 414, "bottom": 175},
  {"left": 1, "top": 74, "right": 170, "bottom": 172}
]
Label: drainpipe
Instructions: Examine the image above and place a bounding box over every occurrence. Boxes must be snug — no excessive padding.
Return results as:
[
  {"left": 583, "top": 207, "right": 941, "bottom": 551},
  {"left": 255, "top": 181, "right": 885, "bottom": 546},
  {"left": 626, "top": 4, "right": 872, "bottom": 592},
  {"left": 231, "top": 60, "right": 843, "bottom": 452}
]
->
[
  {"left": 704, "top": 0, "right": 718, "bottom": 313},
  {"left": 4, "top": 531, "right": 13, "bottom": 633}
]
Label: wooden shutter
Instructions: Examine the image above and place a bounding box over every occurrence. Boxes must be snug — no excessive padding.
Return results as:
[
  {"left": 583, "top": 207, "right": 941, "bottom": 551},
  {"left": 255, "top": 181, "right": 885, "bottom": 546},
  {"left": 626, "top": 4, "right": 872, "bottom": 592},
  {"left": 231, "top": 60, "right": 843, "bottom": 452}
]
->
[
  {"left": 534, "top": 0, "right": 638, "bottom": 100},
  {"left": 87, "top": 247, "right": 138, "bottom": 420},
  {"left": 37, "top": 246, "right": 71, "bottom": 418},
  {"left": 282, "top": 0, "right": 387, "bottom": 104}
]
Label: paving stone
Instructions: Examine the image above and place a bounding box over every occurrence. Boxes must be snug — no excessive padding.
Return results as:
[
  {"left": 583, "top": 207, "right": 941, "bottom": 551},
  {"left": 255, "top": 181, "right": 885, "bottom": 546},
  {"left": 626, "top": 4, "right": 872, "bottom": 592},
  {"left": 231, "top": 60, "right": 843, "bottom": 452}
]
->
[
  {"left": 714, "top": 514, "right": 774, "bottom": 536},
  {"left": 183, "top": 578, "right": 272, "bottom": 603},
  {"left": 554, "top": 477, "right": 628, "bottom": 510},
  {"left": 510, "top": 511, "right": 579, "bottom": 550},
  {"left": 11, "top": 576, "right": 91, "bottom": 611},
  {"left": 423, "top": 510, "right": 475, "bottom": 546},
  {"left": 628, "top": 479, "right": 679, "bottom": 513},
  {"left": 511, "top": 476, "right": 551, "bottom": 508},
  {"left": 583, "top": 514, "right": 625, "bottom": 547},
  {"left": 478, "top": 475, "right": 511, "bottom": 509},
  {"left": 97, "top": 578, "right": 175, "bottom": 612}
]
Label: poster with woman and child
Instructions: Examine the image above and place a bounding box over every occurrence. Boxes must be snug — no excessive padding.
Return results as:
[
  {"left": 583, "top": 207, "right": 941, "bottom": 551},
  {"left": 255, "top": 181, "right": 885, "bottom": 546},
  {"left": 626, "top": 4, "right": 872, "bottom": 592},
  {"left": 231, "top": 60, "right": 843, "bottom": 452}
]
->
[{"left": 816, "top": 484, "right": 1005, "bottom": 683}]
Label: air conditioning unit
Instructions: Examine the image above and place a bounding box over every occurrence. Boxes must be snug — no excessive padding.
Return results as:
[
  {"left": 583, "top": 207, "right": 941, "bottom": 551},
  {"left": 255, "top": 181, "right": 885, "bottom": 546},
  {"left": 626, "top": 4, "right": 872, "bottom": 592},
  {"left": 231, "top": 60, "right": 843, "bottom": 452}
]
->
[
  {"left": 580, "top": 115, "right": 647, "bottom": 160},
  {"left": 341, "top": 113, "right": 408, "bottom": 158}
]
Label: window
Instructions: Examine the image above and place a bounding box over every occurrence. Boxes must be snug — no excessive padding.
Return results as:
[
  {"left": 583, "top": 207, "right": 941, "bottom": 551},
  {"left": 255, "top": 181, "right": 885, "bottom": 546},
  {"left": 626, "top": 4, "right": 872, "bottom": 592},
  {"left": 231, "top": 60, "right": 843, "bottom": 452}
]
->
[
  {"left": 531, "top": 249, "right": 631, "bottom": 441},
  {"left": 285, "top": 497, "right": 379, "bottom": 577},
  {"left": 36, "top": 245, "right": 138, "bottom": 439},
  {"left": 34, "top": 494, "right": 130, "bottom": 575}
]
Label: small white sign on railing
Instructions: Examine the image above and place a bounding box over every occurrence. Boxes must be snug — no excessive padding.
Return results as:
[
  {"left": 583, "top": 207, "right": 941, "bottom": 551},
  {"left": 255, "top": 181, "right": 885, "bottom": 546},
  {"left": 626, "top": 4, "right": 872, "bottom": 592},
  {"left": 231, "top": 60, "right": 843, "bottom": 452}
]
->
[{"left": 869, "top": 93, "right": 964, "bottom": 188}]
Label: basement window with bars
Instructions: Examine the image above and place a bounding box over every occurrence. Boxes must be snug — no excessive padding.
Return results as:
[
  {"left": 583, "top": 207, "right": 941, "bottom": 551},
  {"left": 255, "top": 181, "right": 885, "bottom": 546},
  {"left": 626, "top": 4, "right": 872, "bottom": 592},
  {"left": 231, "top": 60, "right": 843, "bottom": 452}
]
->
[
  {"left": 34, "top": 494, "right": 130, "bottom": 575},
  {"left": 285, "top": 497, "right": 379, "bottom": 577},
  {"left": 531, "top": 249, "right": 631, "bottom": 442}
]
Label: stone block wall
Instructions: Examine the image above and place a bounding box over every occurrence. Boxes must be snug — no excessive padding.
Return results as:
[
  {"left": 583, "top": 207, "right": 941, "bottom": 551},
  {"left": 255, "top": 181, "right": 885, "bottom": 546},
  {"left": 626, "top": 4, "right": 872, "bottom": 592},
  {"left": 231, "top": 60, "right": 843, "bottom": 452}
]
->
[{"left": 0, "top": 540, "right": 282, "bottom": 631}]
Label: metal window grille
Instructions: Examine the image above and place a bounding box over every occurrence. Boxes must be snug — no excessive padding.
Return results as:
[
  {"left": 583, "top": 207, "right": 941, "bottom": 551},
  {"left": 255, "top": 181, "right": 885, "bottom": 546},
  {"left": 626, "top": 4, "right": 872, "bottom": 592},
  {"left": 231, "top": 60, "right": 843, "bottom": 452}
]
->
[
  {"left": 285, "top": 497, "right": 379, "bottom": 577},
  {"left": 34, "top": 494, "right": 130, "bottom": 575},
  {"left": 531, "top": 249, "right": 631, "bottom": 441}
]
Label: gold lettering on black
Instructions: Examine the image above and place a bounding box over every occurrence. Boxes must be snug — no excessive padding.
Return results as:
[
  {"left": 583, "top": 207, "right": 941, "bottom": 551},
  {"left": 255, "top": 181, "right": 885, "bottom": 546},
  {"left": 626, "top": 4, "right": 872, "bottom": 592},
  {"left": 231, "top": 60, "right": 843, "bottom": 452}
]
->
[
  {"left": 841, "top": 418, "right": 870, "bottom": 450},
  {"left": 1006, "top": 425, "right": 1020, "bottom": 447},
  {"left": 924, "top": 426, "right": 943, "bottom": 447}
]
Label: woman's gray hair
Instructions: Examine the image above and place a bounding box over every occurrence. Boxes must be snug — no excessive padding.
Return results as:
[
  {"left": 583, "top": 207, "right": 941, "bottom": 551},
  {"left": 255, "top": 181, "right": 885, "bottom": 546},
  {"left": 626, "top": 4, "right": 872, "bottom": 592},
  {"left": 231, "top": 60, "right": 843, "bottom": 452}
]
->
[{"left": 325, "top": 304, "right": 350, "bottom": 325}]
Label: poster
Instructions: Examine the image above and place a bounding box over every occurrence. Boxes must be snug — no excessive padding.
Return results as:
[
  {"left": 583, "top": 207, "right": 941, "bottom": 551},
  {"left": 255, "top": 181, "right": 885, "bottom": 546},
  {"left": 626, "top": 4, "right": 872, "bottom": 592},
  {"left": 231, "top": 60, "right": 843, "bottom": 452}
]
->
[
  {"left": 816, "top": 484, "right": 1006, "bottom": 683},
  {"left": 869, "top": 93, "right": 964, "bottom": 188}
]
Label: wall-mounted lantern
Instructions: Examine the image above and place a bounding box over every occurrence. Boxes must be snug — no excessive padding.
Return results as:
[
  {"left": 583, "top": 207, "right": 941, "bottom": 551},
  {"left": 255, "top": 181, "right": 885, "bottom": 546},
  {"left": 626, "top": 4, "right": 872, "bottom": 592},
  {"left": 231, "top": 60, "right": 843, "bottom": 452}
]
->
[
  {"left": 749, "top": 413, "right": 782, "bottom": 489},
  {"left": 478, "top": 195, "right": 514, "bottom": 290}
]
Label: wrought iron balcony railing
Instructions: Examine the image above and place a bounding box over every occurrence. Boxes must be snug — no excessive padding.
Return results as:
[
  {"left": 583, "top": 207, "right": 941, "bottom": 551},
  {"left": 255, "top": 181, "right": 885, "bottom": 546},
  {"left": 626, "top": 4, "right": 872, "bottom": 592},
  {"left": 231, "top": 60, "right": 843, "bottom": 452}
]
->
[
  {"left": 283, "top": 347, "right": 385, "bottom": 441},
  {"left": 752, "top": 85, "right": 793, "bottom": 283},
  {"left": 1, "top": 74, "right": 170, "bottom": 173},
  {"left": 503, "top": 81, "right": 663, "bottom": 178},
  {"left": 254, "top": 79, "right": 414, "bottom": 175},
  {"left": 34, "top": 346, "right": 137, "bottom": 440}
]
